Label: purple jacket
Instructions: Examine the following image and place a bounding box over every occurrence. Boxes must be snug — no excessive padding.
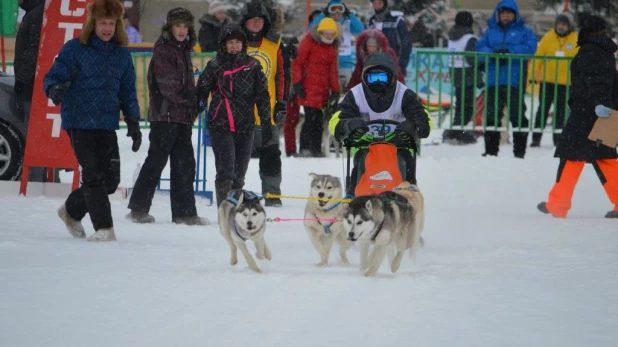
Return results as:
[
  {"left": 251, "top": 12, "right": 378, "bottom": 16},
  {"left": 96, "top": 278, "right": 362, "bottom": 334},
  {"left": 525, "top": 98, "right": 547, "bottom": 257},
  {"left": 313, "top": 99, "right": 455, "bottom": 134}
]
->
[{"left": 147, "top": 35, "right": 196, "bottom": 125}]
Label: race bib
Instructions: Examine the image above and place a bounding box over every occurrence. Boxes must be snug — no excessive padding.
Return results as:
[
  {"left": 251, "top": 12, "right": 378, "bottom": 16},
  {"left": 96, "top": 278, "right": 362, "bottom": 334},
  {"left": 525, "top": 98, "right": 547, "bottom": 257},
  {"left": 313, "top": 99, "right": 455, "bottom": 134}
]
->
[{"left": 555, "top": 51, "right": 565, "bottom": 57}]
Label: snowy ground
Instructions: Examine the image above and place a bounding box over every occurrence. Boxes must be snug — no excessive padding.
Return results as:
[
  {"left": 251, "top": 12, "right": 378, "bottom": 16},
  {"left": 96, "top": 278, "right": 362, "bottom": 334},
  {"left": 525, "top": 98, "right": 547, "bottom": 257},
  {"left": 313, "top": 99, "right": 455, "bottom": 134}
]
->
[{"left": 1, "top": 129, "right": 617, "bottom": 347}]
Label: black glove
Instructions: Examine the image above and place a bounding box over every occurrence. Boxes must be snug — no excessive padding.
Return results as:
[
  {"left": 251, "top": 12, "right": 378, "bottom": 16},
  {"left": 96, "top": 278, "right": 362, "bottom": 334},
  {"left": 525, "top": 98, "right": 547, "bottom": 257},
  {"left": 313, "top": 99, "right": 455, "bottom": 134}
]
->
[
  {"left": 261, "top": 125, "right": 273, "bottom": 147},
  {"left": 197, "top": 98, "right": 207, "bottom": 114},
  {"left": 346, "top": 118, "right": 368, "bottom": 141},
  {"left": 328, "top": 93, "right": 340, "bottom": 110},
  {"left": 48, "top": 82, "right": 70, "bottom": 106},
  {"left": 274, "top": 101, "right": 287, "bottom": 125},
  {"left": 494, "top": 49, "right": 510, "bottom": 54},
  {"left": 395, "top": 121, "right": 418, "bottom": 145},
  {"left": 293, "top": 83, "right": 305, "bottom": 98},
  {"left": 126, "top": 119, "right": 142, "bottom": 152}
]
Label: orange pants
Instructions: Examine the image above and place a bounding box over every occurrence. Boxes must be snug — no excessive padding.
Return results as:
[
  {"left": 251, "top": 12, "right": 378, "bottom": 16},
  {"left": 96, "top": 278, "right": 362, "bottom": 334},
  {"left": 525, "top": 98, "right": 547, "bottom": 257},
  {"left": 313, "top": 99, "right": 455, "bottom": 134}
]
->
[{"left": 546, "top": 159, "right": 618, "bottom": 218}]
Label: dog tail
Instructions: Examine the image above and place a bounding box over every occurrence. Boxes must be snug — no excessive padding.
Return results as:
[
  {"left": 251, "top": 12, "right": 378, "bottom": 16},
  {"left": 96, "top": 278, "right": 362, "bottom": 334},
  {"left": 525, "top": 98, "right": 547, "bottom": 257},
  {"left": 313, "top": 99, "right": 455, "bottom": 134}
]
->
[{"left": 406, "top": 214, "right": 421, "bottom": 261}]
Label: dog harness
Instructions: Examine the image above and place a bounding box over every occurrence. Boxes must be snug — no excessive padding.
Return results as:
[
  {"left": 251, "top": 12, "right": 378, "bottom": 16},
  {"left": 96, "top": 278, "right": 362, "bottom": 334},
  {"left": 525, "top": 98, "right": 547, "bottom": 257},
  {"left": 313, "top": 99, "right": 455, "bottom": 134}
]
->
[
  {"left": 233, "top": 221, "right": 262, "bottom": 241},
  {"left": 370, "top": 220, "right": 386, "bottom": 241},
  {"left": 225, "top": 190, "right": 262, "bottom": 206},
  {"left": 315, "top": 201, "right": 341, "bottom": 234}
]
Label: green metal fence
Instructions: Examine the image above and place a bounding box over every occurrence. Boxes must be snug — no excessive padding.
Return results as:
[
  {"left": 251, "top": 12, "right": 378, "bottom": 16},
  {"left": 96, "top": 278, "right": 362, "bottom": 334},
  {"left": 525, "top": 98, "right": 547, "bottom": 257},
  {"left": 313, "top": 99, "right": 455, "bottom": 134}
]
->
[{"left": 412, "top": 50, "right": 582, "bottom": 135}]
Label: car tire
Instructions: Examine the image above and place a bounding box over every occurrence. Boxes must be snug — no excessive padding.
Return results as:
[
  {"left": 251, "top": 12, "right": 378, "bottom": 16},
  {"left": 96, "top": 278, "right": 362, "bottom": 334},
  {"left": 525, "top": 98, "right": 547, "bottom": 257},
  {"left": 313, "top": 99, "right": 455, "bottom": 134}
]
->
[{"left": 0, "top": 122, "right": 24, "bottom": 181}]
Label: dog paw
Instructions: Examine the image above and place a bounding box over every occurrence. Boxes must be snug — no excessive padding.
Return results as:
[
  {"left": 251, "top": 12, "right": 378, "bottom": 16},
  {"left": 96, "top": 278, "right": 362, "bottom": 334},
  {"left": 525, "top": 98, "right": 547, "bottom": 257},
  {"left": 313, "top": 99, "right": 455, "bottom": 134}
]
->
[
  {"left": 363, "top": 270, "right": 377, "bottom": 277},
  {"left": 250, "top": 266, "right": 262, "bottom": 273},
  {"left": 230, "top": 257, "right": 238, "bottom": 266},
  {"left": 339, "top": 254, "right": 350, "bottom": 265},
  {"left": 265, "top": 252, "right": 272, "bottom": 261},
  {"left": 255, "top": 252, "right": 264, "bottom": 260},
  {"left": 316, "top": 261, "right": 328, "bottom": 267}
]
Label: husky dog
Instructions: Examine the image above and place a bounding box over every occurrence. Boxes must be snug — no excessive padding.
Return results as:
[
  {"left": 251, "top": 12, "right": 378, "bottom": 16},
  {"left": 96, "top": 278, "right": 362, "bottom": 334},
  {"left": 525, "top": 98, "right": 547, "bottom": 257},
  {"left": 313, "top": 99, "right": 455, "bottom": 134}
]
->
[
  {"left": 304, "top": 173, "right": 352, "bottom": 266},
  {"left": 342, "top": 193, "right": 421, "bottom": 277},
  {"left": 219, "top": 189, "right": 271, "bottom": 273},
  {"left": 321, "top": 111, "right": 343, "bottom": 158},
  {"left": 393, "top": 181, "right": 425, "bottom": 245}
]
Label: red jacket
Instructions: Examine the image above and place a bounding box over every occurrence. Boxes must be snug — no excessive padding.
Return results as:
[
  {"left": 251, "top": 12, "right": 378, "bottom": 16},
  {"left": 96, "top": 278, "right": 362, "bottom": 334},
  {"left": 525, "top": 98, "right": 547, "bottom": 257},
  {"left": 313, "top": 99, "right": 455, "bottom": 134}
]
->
[
  {"left": 292, "top": 30, "right": 340, "bottom": 110},
  {"left": 346, "top": 29, "right": 406, "bottom": 92}
]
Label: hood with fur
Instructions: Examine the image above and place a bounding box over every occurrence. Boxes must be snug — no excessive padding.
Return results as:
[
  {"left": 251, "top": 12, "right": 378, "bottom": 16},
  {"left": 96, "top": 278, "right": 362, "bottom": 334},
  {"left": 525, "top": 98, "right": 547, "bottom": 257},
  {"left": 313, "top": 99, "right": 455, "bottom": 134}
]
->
[
  {"left": 79, "top": 0, "right": 128, "bottom": 46},
  {"left": 355, "top": 29, "right": 390, "bottom": 63}
]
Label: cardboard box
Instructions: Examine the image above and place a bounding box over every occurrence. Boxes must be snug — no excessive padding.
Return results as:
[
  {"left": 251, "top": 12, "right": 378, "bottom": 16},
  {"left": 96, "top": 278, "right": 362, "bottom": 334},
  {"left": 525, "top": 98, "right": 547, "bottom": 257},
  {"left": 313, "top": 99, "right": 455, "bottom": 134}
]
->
[{"left": 588, "top": 109, "right": 618, "bottom": 148}]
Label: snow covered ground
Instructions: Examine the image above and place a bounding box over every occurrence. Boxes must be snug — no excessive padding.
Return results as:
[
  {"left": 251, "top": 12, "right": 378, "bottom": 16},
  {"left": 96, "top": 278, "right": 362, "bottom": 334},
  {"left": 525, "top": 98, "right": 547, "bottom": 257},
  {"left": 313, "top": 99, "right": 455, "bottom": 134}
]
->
[{"left": 1, "top": 130, "right": 617, "bottom": 347}]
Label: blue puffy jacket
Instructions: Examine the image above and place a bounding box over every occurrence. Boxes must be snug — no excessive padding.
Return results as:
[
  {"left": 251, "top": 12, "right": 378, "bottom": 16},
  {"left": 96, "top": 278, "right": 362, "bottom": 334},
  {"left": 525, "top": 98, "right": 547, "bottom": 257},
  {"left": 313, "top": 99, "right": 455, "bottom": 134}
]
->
[
  {"left": 43, "top": 35, "right": 140, "bottom": 130},
  {"left": 475, "top": 0, "right": 537, "bottom": 87}
]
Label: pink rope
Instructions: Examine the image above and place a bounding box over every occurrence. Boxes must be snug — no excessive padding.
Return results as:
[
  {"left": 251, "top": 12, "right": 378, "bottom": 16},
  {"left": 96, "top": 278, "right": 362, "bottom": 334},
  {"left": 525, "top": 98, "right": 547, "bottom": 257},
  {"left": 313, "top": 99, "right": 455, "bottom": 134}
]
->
[{"left": 267, "top": 217, "right": 338, "bottom": 223}]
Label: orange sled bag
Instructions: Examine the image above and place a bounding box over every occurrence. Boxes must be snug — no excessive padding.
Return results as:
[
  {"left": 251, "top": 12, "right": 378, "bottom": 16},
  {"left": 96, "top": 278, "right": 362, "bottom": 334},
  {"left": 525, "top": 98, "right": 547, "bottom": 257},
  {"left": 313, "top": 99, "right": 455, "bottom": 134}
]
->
[{"left": 355, "top": 143, "right": 404, "bottom": 196}]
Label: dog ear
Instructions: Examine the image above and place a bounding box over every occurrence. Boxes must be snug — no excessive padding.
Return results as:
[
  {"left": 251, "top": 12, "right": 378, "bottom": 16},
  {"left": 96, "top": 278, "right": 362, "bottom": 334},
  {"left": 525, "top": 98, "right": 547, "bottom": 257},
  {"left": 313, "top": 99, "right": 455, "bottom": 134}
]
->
[
  {"left": 237, "top": 193, "right": 244, "bottom": 206},
  {"left": 309, "top": 173, "right": 317, "bottom": 179},
  {"left": 365, "top": 199, "right": 372, "bottom": 215}
]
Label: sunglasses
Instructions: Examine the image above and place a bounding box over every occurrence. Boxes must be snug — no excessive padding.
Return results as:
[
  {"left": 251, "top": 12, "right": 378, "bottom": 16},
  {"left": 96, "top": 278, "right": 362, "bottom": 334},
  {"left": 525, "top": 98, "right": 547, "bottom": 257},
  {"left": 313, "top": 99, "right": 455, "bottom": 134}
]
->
[
  {"left": 328, "top": 4, "right": 345, "bottom": 14},
  {"left": 366, "top": 71, "right": 389, "bottom": 84}
]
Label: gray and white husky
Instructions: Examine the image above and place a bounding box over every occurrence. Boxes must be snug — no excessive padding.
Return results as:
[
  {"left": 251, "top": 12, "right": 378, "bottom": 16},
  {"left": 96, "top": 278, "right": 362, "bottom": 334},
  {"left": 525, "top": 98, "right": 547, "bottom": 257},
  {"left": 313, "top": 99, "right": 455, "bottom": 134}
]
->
[
  {"left": 219, "top": 189, "right": 271, "bottom": 273},
  {"left": 304, "top": 173, "right": 352, "bottom": 266},
  {"left": 342, "top": 192, "right": 421, "bottom": 277}
]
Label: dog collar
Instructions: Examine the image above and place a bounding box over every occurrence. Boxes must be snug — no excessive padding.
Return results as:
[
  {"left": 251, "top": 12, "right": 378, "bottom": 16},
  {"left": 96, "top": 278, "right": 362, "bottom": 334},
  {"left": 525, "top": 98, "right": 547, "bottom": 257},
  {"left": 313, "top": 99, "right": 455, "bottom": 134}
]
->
[{"left": 233, "top": 221, "right": 248, "bottom": 241}]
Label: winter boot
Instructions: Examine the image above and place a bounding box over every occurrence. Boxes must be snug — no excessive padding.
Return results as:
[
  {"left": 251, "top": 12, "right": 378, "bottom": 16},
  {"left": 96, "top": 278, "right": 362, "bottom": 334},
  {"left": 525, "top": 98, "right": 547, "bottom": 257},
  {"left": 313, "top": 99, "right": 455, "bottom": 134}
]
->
[
  {"left": 483, "top": 131, "right": 500, "bottom": 156},
  {"left": 173, "top": 216, "right": 211, "bottom": 226},
  {"left": 265, "top": 198, "right": 283, "bottom": 207},
  {"left": 87, "top": 228, "right": 117, "bottom": 242},
  {"left": 215, "top": 180, "right": 233, "bottom": 208},
  {"left": 530, "top": 133, "right": 542, "bottom": 147},
  {"left": 552, "top": 134, "right": 562, "bottom": 148},
  {"left": 125, "top": 210, "right": 155, "bottom": 224},
  {"left": 537, "top": 202, "right": 550, "bottom": 214},
  {"left": 57, "top": 204, "right": 86, "bottom": 238},
  {"left": 605, "top": 210, "right": 618, "bottom": 218},
  {"left": 512, "top": 132, "right": 528, "bottom": 159}
]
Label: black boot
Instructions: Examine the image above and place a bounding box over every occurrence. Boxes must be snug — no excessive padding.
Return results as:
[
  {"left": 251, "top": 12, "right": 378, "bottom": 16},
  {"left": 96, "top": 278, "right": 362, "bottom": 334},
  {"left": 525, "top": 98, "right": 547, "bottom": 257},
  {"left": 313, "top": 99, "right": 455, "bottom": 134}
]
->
[
  {"left": 530, "top": 133, "right": 542, "bottom": 147},
  {"left": 483, "top": 131, "right": 500, "bottom": 156},
  {"left": 513, "top": 132, "right": 528, "bottom": 158},
  {"left": 552, "top": 134, "right": 561, "bottom": 148},
  {"left": 215, "top": 180, "right": 233, "bottom": 208}
]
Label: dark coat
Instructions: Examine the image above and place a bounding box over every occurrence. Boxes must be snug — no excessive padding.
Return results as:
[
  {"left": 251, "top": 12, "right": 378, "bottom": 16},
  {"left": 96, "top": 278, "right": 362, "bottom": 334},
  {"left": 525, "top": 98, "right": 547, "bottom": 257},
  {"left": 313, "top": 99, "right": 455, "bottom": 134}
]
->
[
  {"left": 148, "top": 34, "right": 196, "bottom": 125},
  {"left": 198, "top": 14, "right": 230, "bottom": 53},
  {"left": 14, "top": 0, "right": 44, "bottom": 101},
  {"left": 555, "top": 35, "right": 618, "bottom": 161},
  {"left": 196, "top": 26, "right": 271, "bottom": 134},
  {"left": 43, "top": 36, "right": 140, "bottom": 130},
  {"left": 368, "top": 10, "right": 412, "bottom": 72}
]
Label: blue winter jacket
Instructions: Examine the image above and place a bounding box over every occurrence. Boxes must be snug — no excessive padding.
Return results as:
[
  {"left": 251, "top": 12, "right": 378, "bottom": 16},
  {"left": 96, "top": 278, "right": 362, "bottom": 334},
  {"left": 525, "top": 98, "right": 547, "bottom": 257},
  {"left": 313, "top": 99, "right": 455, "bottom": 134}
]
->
[
  {"left": 475, "top": 0, "right": 537, "bottom": 87},
  {"left": 309, "top": 0, "right": 365, "bottom": 70},
  {"left": 43, "top": 35, "right": 141, "bottom": 130}
]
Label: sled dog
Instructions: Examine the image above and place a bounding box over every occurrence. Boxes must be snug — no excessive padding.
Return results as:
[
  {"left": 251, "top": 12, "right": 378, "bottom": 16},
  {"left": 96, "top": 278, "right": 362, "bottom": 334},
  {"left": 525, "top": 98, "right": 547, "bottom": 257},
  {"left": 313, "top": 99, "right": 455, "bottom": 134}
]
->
[
  {"left": 342, "top": 192, "right": 421, "bottom": 277},
  {"left": 219, "top": 190, "right": 271, "bottom": 273},
  {"left": 304, "top": 173, "right": 352, "bottom": 266}
]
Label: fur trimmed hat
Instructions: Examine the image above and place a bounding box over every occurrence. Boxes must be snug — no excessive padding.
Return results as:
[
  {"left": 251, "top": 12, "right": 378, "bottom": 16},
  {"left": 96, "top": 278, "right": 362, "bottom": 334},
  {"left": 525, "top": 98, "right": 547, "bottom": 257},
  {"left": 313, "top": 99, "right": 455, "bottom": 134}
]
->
[
  {"left": 161, "top": 8, "right": 197, "bottom": 47},
  {"left": 79, "top": 0, "right": 128, "bottom": 46}
]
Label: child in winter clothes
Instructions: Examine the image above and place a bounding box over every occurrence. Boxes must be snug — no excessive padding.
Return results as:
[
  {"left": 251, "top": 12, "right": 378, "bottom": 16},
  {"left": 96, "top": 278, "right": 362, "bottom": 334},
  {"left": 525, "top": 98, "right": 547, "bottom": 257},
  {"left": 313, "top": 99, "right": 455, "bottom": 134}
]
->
[
  {"left": 346, "top": 28, "right": 405, "bottom": 92},
  {"left": 292, "top": 17, "right": 341, "bottom": 158},
  {"left": 196, "top": 24, "right": 272, "bottom": 207},
  {"left": 127, "top": 8, "right": 209, "bottom": 226}
]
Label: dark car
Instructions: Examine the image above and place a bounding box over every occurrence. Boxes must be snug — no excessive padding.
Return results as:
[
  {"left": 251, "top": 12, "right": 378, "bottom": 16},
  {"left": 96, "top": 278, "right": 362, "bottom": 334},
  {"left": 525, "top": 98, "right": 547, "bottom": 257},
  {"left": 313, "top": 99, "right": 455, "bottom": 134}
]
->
[{"left": 0, "top": 72, "right": 26, "bottom": 181}]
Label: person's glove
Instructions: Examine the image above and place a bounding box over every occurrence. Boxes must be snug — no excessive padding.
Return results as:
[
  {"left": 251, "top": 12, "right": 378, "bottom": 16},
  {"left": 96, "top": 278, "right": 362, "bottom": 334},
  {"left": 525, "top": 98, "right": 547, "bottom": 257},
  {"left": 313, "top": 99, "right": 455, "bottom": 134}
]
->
[
  {"left": 595, "top": 104, "right": 612, "bottom": 118},
  {"left": 395, "top": 121, "right": 418, "bottom": 145},
  {"left": 197, "top": 98, "right": 207, "bottom": 114},
  {"left": 126, "top": 119, "right": 142, "bottom": 152},
  {"left": 48, "top": 82, "right": 70, "bottom": 106},
  {"left": 293, "top": 83, "right": 305, "bottom": 98},
  {"left": 346, "top": 118, "right": 368, "bottom": 141},
  {"left": 328, "top": 93, "right": 340, "bottom": 110},
  {"left": 261, "top": 125, "right": 273, "bottom": 147},
  {"left": 274, "top": 101, "right": 287, "bottom": 125},
  {"left": 494, "top": 49, "right": 510, "bottom": 54}
]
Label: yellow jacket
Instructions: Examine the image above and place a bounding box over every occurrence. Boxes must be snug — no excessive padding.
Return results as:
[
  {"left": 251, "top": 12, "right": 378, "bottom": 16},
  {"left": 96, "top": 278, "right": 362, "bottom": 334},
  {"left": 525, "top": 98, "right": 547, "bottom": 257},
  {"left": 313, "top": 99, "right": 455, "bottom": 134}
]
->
[{"left": 532, "top": 30, "right": 579, "bottom": 85}]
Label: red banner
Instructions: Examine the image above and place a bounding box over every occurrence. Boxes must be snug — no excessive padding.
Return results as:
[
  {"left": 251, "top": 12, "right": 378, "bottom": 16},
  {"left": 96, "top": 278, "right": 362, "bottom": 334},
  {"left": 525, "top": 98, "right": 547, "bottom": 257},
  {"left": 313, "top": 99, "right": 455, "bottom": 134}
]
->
[{"left": 19, "top": 0, "right": 93, "bottom": 195}]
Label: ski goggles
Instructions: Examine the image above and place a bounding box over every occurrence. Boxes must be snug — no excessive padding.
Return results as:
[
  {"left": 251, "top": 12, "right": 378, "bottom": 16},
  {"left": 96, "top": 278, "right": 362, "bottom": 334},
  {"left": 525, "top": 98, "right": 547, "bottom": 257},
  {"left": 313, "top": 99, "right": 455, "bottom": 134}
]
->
[
  {"left": 328, "top": 4, "right": 345, "bottom": 14},
  {"left": 366, "top": 71, "right": 389, "bottom": 84}
]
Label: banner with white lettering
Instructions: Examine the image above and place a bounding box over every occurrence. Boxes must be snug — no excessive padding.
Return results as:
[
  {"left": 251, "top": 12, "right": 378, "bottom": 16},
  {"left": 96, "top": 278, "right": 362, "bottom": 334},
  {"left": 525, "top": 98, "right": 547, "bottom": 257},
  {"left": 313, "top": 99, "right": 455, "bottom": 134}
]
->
[{"left": 19, "top": 0, "right": 90, "bottom": 195}]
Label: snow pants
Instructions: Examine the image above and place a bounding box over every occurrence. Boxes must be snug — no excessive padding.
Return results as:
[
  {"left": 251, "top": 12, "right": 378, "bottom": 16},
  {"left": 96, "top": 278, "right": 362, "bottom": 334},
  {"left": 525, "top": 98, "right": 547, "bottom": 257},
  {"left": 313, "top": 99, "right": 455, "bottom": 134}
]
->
[
  {"left": 65, "top": 129, "right": 120, "bottom": 231},
  {"left": 545, "top": 159, "right": 618, "bottom": 218},
  {"left": 128, "top": 122, "right": 197, "bottom": 219},
  {"left": 484, "top": 86, "right": 529, "bottom": 157}
]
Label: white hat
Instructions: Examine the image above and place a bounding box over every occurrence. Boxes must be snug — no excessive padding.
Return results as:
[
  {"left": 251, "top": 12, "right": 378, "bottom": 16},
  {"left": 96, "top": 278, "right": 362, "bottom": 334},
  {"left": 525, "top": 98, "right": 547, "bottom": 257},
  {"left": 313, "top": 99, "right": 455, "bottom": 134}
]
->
[{"left": 208, "top": 1, "right": 225, "bottom": 16}]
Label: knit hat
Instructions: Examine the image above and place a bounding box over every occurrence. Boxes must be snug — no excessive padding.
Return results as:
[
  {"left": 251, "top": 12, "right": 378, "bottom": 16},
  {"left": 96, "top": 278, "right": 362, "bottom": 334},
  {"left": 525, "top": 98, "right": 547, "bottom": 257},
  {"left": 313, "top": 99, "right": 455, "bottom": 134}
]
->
[
  {"left": 219, "top": 23, "right": 247, "bottom": 52},
  {"left": 208, "top": 1, "right": 225, "bottom": 16},
  {"left": 455, "top": 11, "right": 473, "bottom": 27},
  {"left": 317, "top": 17, "right": 338, "bottom": 37},
  {"left": 578, "top": 14, "right": 607, "bottom": 42}
]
